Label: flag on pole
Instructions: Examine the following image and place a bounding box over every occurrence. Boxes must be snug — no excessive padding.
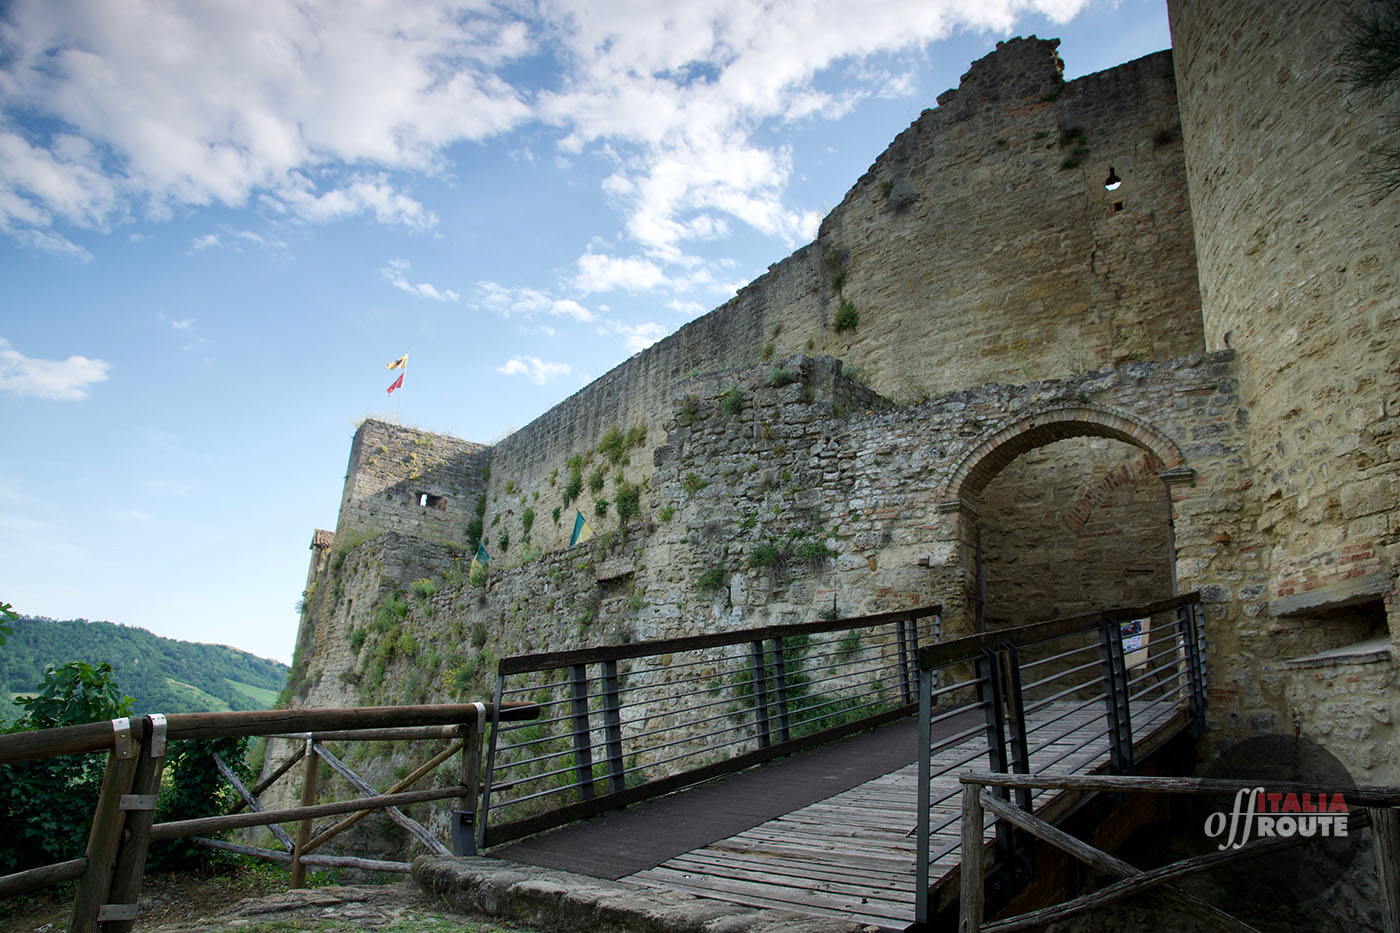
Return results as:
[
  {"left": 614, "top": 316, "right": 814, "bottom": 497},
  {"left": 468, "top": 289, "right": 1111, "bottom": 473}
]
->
[
  {"left": 471, "top": 542, "right": 490, "bottom": 573},
  {"left": 570, "top": 510, "right": 595, "bottom": 546},
  {"left": 387, "top": 372, "right": 404, "bottom": 395},
  {"left": 385, "top": 352, "right": 409, "bottom": 370}
]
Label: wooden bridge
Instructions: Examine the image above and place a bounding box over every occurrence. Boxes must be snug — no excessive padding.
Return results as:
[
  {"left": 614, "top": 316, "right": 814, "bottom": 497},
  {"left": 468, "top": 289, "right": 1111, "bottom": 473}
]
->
[{"left": 476, "top": 595, "right": 1211, "bottom": 929}]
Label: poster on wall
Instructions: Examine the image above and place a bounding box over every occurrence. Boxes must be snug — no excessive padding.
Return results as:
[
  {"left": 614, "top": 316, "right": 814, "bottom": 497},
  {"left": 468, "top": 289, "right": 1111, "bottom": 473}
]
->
[{"left": 1121, "top": 618, "right": 1151, "bottom": 668}]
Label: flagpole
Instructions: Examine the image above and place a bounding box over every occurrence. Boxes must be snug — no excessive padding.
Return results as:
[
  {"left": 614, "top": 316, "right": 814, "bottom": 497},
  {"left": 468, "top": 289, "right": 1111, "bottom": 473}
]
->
[{"left": 396, "top": 349, "right": 409, "bottom": 424}]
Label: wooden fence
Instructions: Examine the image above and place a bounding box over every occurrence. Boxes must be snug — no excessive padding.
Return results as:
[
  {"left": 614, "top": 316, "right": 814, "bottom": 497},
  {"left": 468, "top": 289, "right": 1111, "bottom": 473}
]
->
[
  {"left": 956, "top": 771, "right": 1400, "bottom": 933},
  {"left": 0, "top": 701, "right": 537, "bottom": 932}
]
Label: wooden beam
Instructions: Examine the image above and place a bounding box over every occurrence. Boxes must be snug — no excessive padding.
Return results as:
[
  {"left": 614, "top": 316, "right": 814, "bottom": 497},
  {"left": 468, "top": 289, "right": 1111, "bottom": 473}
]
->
[
  {"left": 958, "top": 783, "right": 984, "bottom": 933},
  {"left": 0, "top": 858, "right": 86, "bottom": 899},
  {"left": 69, "top": 745, "right": 139, "bottom": 933},
  {"left": 149, "top": 784, "right": 468, "bottom": 840},
  {"left": 104, "top": 715, "right": 171, "bottom": 933},
  {"left": 213, "top": 752, "right": 294, "bottom": 852},
  {"left": 312, "top": 742, "right": 449, "bottom": 856},
  {"left": 233, "top": 742, "right": 305, "bottom": 812},
  {"left": 189, "top": 837, "right": 410, "bottom": 874},
  {"left": 978, "top": 789, "right": 1260, "bottom": 933},
  {"left": 1374, "top": 807, "right": 1400, "bottom": 933},
  {"left": 301, "top": 739, "right": 463, "bottom": 856},
  {"left": 981, "top": 812, "right": 1372, "bottom": 931},
  {"left": 289, "top": 742, "right": 319, "bottom": 889},
  {"left": 0, "top": 702, "right": 537, "bottom": 765}
]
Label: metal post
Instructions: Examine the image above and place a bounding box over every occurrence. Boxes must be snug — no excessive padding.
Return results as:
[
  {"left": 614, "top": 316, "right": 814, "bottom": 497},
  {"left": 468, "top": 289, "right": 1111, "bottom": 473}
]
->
[
  {"left": 1098, "top": 620, "right": 1135, "bottom": 775},
  {"left": 601, "top": 659, "right": 626, "bottom": 794},
  {"left": 750, "top": 640, "right": 771, "bottom": 748},
  {"left": 1000, "top": 646, "right": 1033, "bottom": 813},
  {"left": 1180, "top": 604, "right": 1206, "bottom": 736},
  {"left": 916, "top": 666, "right": 933, "bottom": 926},
  {"left": 976, "top": 648, "right": 1015, "bottom": 888},
  {"left": 568, "top": 663, "right": 596, "bottom": 800},
  {"left": 897, "top": 620, "right": 912, "bottom": 704},
  {"left": 768, "top": 638, "right": 790, "bottom": 744}
]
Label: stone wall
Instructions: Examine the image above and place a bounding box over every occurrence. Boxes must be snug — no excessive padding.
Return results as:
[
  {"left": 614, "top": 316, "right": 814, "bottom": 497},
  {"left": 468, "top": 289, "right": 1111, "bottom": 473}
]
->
[
  {"left": 1168, "top": 0, "right": 1400, "bottom": 640},
  {"left": 335, "top": 420, "right": 490, "bottom": 547},
  {"left": 473, "top": 37, "right": 1204, "bottom": 561}
]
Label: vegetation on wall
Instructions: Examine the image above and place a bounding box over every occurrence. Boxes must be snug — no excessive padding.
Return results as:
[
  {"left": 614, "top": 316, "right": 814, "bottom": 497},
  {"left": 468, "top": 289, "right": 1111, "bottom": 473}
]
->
[{"left": 1339, "top": 0, "right": 1400, "bottom": 194}]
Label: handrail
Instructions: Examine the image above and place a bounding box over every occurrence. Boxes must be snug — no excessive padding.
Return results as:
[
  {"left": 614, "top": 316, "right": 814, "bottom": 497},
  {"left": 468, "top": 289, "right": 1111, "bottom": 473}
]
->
[
  {"left": 500, "top": 605, "right": 940, "bottom": 674},
  {"left": 0, "top": 701, "right": 538, "bottom": 765},
  {"left": 919, "top": 592, "right": 1199, "bottom": 669}
]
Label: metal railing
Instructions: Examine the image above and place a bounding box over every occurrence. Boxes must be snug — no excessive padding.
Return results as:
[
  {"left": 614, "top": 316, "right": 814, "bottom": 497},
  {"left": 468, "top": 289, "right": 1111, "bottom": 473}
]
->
[
  {"left": 913, "top": 592, "right": 1207, "bottom": 925},
  {"left": 0, "top": 702, "right": 537, "bottom": 932},
  {"left": 479, "top": 605, "right": 941, "bottom": 848}
]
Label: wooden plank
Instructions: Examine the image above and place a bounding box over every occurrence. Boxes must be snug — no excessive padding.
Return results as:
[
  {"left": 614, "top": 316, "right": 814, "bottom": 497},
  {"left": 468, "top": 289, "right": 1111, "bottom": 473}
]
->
[
  {"left": 668, "top": 849, "right": 914, "bottom": 891},
  {"left": 632, "top": 873, "right": 900, "bottom": 929},
  {"left": 149, "top": 784, "right": 467, "bottom": 840},
  {"left": 0, "top": 702, "right": 536, "bottom": 765},
  {"left": 104, "top": 717, "right": 171, "bottom": 933},
  {"left": 0, "top": 857, "right": 86, "bottom": 898},
  {"left": 632, "top": 865, "right": 914, "bottom": 924},
  {"left": 69, "top": 747, "right": 139, "bottom": 933},
  {"left": 958, "top": 783, "right": 984, "bottom": 933},
  {"left": 289, "top": 742, "right": 319, "bottom": 889},
  {"left": 313, "top": 742, "right": 449, "bottom": 856}
]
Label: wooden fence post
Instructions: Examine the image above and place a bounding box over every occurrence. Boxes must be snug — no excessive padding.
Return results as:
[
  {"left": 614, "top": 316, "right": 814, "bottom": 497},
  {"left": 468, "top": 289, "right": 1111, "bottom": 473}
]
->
[
  {"left": 70, "top": 718, "right": 141, "bottom": 933},
  {"left": 1374, "top": 806, "right": 1400, "bottom": 933},
  {"left": 104, "top": 714, "right": 169, "bottom": 932},
  {"left": 452, "top": 704, "right": 485, "bottom": 857},
  {"left": 289, "top": 739, "right": 319, "bottom": 888},
  {"left": 959, "top": 781, "right": 985, "bottom": 933}
]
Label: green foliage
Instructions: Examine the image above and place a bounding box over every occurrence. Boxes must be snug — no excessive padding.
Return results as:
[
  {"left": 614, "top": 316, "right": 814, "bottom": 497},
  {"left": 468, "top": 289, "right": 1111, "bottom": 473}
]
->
[
  {"left": 825, "top": 249, "right": 847, "bottom": 294},
  {"left": 576, "top": 594, "right": 600, "bottom": 629},
  {"left": 552, "top": 505, "right": 562, "bottom": 525},
  {"left": 682, "top": 472, "right": 707, "bottom": 494},
  {"left": 411, "top": 577, "right": 437, "bottom": 598},
  {"left": 594, "top": 498, "right": 610, "bottom": 517},
  {"left": 469, "top": 563, "right": 488, "bottom": 588},
  {"left": 466, "top": 493, "right": 487, "bottom": 553},
  {"left": 1, "top": 661, "right": 134, "bottom": 872},
  {"left": 497, "top": 532, "right": 510, "bottom": 553},
  {"left": 795, "top": 539, "right": 834, "bottom": 564},
  {"left": 349, "top": 627, "right": 367, "bottom": 655},
  {"left": 721, "top": 386, "right": 745, "bottom": 415},
  {"left": 504, "top": 479, "right": 518, "bottom": 495},
  {"left": 521, "top": 507, "right": 536, "bottom": 541},
  {"left": 150, "top": 734, "right": 252, "bottom": 870},
  {"left": 587, "top": 467, "right": 605, "bottom": 494},
  {"left": 746, "top": 540, "right": 784, "bottom": 570},
  {"left": 0, "top": 618, "right": 287, "bottom": 720},
  {"left": 0, "top": 600, "right": 15, "bottom": 646},
  {"left": 879, "top": 177, "right": 894, "bottom": 200},
  {"left": 833, "top": 298, "right": 859, "bottom": 332},
  {"left": 769, "top": 367, "right": 797, "bottom": 387},
  {"left": 658, "top": 504, "right": 674, "bottom": 523},
  {"left": 562, "top": 456, "right": 584, "bottom": 507},
  {"left": 1058, "top": 124, "right": 1089, "bottom": 169},
  {"left": 1340, "top": 0, "right": 1400, "bottom": 194},
  {"left": 696, "top": 564, "right": 726, "bottom": 592},
  {"left": 761, "top": 341, "right": 776, "bottom": 360},
  {"left": 677, "top": 394, "right": 702, "bottom": 424},
  {"left": 615, "top": 481, "right": 641, "bottom": 523}
]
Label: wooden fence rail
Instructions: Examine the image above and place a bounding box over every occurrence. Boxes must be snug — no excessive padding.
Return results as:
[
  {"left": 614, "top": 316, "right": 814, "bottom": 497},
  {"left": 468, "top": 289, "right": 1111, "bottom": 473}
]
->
[
  {"left": 0, "top": 701, "right": 538, "bottom": 933},
  {"left": 956, "top": 771, "right": 1400, "bottom": 933}
]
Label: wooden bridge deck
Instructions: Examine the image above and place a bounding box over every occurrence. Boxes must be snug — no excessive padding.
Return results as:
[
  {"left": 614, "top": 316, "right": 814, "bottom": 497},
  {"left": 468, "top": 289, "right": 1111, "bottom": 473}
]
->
[{"left": 495, "top": 695, "right": 1187, "bottom": 930}]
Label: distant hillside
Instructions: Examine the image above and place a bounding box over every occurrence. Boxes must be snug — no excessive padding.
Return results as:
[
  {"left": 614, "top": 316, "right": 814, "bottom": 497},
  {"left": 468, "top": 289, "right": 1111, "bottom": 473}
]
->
[{"left": 2, "top": 617, "right": 289, "bottom": 721}]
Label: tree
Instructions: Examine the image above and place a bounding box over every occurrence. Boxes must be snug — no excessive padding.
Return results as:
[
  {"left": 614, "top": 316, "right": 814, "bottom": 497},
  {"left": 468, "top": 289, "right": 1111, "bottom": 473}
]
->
[{"left": 1340, "top": 0, "right": 1400, "bottom": 194}]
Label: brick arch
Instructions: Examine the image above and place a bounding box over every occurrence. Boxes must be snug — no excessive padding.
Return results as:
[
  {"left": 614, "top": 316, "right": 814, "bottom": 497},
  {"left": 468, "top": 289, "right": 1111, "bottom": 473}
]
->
[{"left": 939, "top": 404, "right": 1186, "bottom": 503}]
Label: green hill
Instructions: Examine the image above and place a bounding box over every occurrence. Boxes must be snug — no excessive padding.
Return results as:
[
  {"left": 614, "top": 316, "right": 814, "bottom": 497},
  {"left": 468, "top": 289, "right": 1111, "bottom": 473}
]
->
[{"left": 1, "top": 616, "right": 289, "bottom": 721}]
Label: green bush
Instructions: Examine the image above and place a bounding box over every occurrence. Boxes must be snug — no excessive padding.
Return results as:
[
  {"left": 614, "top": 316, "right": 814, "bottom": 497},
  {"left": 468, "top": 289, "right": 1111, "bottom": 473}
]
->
[
  {"left": 595, "top": 498, "right": 610, "bottom": 517},
  {"left": 615, "top": 481, "right": 641, "bottom": 523},
  {"left": 683, "top": 472, "right": 707, "bottom": 494},
  {"left": 833, "top": 298, "right": 859, "bottom": 332},
  {"left": 677, "top": 395, "right": 702, "bottom": 424},
  {"left": 746, "top": 541, "right": 784, "bottom": 570},
  {"left": 697, "top": 564, "right": 726, "bottom": 592},
  {"left": 521, "top": 507, "right": 536, "bottom": 541},
  {"left": 411, "top": 578, "right": 437, "bottom": 598},
  {"left": 769, "top": 367, "right": 797, "bottom": 387},
  {"left": 721, "top": 386, "right": 745, "bottom": 415}
]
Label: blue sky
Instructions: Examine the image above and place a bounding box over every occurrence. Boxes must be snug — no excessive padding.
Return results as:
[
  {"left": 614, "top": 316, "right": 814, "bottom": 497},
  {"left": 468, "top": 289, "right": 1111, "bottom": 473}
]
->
[{"left": 0, "top": 0, "right": 1171, "bottom": 665}]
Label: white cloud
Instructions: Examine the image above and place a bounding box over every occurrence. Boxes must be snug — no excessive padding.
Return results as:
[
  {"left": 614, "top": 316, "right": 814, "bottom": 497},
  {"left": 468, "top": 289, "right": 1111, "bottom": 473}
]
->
[
  {"left": 574, "top": 252, "right": 669, "bottom": 294},
  {"left": 381, "top": 259, "right": 460, "bottom": 302},
  {"left": 0, "top": 0, "right": 1091, "bottom": 266},
  {"left": 497, "top": 355, "right": 571, "bottom": 384},
  {"left": 473, "top": 282, "right": 595, "bottom": 323},
  {"left": 603, "top": 320, "right": 674, "bottom": 355},
  {"left": 0, "top": 337, "right": 110, "bottom": 400},
  {"left": 667, "top": 299, "right": 708, "bottom": 316}
]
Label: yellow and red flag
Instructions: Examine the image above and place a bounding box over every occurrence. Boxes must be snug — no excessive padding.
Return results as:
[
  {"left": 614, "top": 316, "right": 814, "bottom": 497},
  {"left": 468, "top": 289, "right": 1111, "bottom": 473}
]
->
[
  {"left": 385, "top": 352, "right": 409, "bottom": 370},
  {"left": 387, "top": 373, "right": 404, "bottom": 395}
]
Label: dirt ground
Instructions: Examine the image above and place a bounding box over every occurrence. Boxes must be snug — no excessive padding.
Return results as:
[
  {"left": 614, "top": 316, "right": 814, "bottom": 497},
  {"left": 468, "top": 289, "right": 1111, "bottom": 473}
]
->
[{"left": 0, "top": 865, "right": 539, "bottom": 933}]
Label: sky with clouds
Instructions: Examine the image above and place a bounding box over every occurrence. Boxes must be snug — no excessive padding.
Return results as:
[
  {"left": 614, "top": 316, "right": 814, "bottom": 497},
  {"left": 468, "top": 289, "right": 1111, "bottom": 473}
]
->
[{"left": 0, "top": 0, "right": 1171, "bottom": 664}]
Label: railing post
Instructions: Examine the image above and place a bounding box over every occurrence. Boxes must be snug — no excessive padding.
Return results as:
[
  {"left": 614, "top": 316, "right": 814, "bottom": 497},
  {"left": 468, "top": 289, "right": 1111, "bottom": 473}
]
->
[
  {"left": 999, "top": 646, "right": 1033, "bottom": 814},
  {"left": 1180, "top": 603, "right": 1206, "bottom": 736},
  {"left": 70, "top": 717, "right": 141, "bottom": 933},
  {"left": 768, "top": 637, "right": 790, "bottom": 743},
  {"left": 1098, "top": 621, "right": 1135, "bottom": 775},
  {"left": 289, "top": 737, "right": 319, "bottom": 888},
  {"left": 601, "top": 660, "right": 626, "bottom": 794},
  {"left": 896, "top": 620, "right": 913, "bottom": 704},
  {"left": 477, "top": 673, "right": 506, "bottom": 852},
  {"left": 976, "top": 648, "right": 1016, "bottom": 888},
  {"left": 451, "top": 702, "right": 484, "bottom": 856},
  {"left": 915, "top": 664, "right": 933, "bottom": 926},
  {"left": 569, "top": 663, "right": 596, "bottom": 800},
  {"left": 103, "top": 714, "right": 169, "bottom": 932},
  {"left": 750, "top": 640, "right": 771, "bottom": 748}
]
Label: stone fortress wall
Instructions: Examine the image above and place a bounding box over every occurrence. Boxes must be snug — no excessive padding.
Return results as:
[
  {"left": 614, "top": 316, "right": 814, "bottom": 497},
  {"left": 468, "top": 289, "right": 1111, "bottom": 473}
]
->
[{"left": 274, "top": 2, "right": 1400, "bottom": 843}]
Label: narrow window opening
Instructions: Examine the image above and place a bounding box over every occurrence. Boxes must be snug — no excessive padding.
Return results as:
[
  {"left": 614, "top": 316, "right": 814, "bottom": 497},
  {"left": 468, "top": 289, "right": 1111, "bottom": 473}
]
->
[
  {"left": 417, "top": 492, "right": 448, "bottom": 510},
  {"left": 1104, "top": 166, "right": 1122, "bottom": 191},
  {"left": 1112, "top": 201, "right": 1124, "bottom": 213}
]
